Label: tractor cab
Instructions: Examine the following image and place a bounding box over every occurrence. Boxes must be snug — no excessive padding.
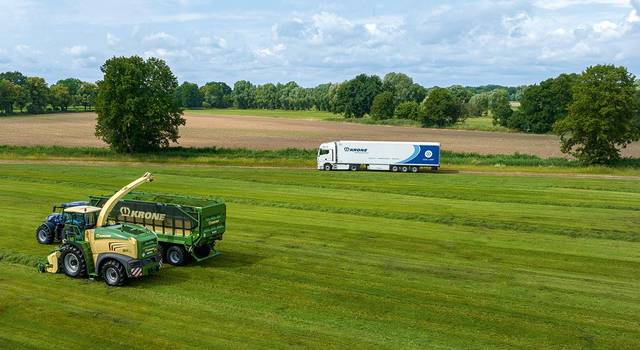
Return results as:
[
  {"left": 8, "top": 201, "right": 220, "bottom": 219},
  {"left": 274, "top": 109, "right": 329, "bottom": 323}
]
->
[{"left": 61, "top": 205, "right": 100, "bottom": 241}]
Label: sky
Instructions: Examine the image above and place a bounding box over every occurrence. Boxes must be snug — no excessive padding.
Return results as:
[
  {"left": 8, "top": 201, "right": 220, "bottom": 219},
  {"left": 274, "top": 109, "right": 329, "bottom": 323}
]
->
[{"left": 1, "top": 0, "right": 639, "bottom": 87}]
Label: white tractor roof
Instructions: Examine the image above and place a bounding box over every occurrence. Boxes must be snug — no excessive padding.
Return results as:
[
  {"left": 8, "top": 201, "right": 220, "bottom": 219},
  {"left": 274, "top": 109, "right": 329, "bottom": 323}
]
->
[{"left": 63, "top": 205, "right": 102, "bottom": 214}]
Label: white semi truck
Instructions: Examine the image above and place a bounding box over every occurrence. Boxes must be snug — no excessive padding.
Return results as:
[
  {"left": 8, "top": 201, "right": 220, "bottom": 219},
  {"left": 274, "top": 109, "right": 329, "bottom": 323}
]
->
[{"left": 317, "top": 140, "right": 440, "bottom": 172}]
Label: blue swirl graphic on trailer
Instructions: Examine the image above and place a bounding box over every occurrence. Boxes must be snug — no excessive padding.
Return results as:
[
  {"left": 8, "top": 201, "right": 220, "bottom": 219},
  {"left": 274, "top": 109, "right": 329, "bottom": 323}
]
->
[{"left": 398, "top": 145, "right": 440, "bottom": 165}]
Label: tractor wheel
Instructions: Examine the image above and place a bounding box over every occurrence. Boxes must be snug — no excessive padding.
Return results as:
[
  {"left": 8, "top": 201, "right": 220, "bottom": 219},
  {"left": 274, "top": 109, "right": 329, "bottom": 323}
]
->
[
  {"left": 349, "top": 164, "right": 358, "bottom": 171},
  {"left": 60, "top": 244, "right": 87, "bottom": 278},
  {"left": 391, "top": 165, "right": 399, "bottom": 172},
  {"left": 35, "top": 223, "right": 55, "bottom": 244},
  {"left": 165, "top": 245, "right": 187, "bottom": 266},
  {"left": 323, "top": 163, "right": 332, "bottom": 171},
  {"left": 101, "top": 260, "right": 127, "bottom": 286},
  {"left": 401, "top": 166, "right": 409, "bottom": 173}
]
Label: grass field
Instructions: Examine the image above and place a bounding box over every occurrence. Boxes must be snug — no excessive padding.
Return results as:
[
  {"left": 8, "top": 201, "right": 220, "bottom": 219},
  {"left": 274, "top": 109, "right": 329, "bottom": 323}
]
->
[
  {"left": 186, "top": 108, "right": 338, "bottom": 119},
  {"left": 1, "top": 162, "right": 639, "bottom": 349},
  {"left": 450, "top": 117, "right": 510, "bottom": 132}
]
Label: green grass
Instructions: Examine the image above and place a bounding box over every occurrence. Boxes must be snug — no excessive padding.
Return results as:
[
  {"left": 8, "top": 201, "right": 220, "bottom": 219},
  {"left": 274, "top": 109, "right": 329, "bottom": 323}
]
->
[
  {"left": 1, "top": 145, "right": 640, "bottom": 176},
  {"left": 186, "top": 108, "right": 338, "bottom": 119},
  {"left": 0, "top": 162, "right": 639, "bottom": 349},
  {"left": 449, "top": 117, "right": 510, "bottom": 132}
]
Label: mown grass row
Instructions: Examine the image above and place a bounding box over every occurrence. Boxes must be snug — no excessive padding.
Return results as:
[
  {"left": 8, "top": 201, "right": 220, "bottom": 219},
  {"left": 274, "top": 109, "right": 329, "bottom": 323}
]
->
[{"left": 1, "top": 163, "right": 639, "bottom": 349}]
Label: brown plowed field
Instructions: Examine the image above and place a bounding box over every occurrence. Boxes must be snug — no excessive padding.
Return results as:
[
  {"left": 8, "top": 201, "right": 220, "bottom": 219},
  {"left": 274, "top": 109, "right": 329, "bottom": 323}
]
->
[{"left": 1, "top": 112, "right": 639, "bottom": 158}]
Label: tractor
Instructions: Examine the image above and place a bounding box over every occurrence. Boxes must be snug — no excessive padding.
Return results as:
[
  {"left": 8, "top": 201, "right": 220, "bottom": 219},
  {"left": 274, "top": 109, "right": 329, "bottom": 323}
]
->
[{"left": 37, "top": 173, "right": 161, "bottom": 286}]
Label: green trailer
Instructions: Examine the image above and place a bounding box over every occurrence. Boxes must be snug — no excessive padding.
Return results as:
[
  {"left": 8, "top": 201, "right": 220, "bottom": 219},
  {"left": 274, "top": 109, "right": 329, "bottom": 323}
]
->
[{"left": 90, "top": 192, "right": 226, "bottom": 266}]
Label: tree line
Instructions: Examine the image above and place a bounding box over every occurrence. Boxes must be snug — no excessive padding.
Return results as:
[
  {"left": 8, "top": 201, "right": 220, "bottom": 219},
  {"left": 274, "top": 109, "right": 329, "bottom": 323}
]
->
[
  {"left": 174, "top": 73, "right": 524, "bottom": 128},
  {"left": 0, "top": 71, "right": 97, "bottom": 115}
]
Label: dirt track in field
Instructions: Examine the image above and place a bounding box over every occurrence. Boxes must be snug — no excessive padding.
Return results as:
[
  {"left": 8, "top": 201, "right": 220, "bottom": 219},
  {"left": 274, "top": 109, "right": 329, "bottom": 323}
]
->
[{"left": 1, "top": 112, "right": 639, "bottom": 158}]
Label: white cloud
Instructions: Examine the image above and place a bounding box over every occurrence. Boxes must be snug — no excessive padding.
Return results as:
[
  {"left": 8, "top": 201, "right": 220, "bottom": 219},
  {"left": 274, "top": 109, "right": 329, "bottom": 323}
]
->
[
  {"left": 143, "top": 48, "right": 190, "bottom": 59},
  {"left": 142, "top": 32, "right": 178, "bottom": 46},
  {"left": 106, "top": 33, "right": 120, "bottom": 48},
  {"left": 255, "top": 43, "right": 285, "bottom": 57},
  {"left": 64, "top": 45, "right": 88, "bottom": 56}
]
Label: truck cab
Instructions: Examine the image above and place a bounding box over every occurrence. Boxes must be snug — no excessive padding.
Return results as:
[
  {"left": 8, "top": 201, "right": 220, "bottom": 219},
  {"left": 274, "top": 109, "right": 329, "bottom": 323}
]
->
[{"left": 317, "top": 142, "right": 335, "bottom": 170}]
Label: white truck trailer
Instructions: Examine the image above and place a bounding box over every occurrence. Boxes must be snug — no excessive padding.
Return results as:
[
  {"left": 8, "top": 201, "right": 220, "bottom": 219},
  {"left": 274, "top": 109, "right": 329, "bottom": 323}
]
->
[{"left": 317, "top": 140, "right": 440, "bottom": 172}]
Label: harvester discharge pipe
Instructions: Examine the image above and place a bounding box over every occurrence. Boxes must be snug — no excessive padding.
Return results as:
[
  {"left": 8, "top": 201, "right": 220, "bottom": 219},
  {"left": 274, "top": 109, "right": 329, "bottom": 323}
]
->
[{"left": 96, "top": 172, "right": 154, "bottom": 228}]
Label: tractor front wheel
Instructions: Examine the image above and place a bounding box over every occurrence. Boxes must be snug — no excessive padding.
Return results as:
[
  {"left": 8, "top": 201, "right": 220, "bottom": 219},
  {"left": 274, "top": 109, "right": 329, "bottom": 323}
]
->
[
  {"left": 101, "top": 260, "right": 127, "bottom": 286},
  {"left": 165, "top": 245, "right": 188, "bottom": 266},
  {"left": 60, "top": 244, "right": 87, "bottom": 278},
  {"left": 35, "top": 223, "right": 55, "bottom": 244}
]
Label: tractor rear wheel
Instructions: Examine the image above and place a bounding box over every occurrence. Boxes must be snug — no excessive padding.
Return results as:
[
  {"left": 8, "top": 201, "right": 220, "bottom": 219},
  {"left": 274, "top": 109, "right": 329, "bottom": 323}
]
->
[
  {"left": 101, "top": 260, "right": 127, "bottom": 286},
  {"left": 165, "top": 245, "right": 187, "bottom": 266},
  {"left": 60, "top": 244, "right": 87, "bottom": 278},
  {"left": 35, "top": 223, "right": 55, "bottom": 244}
]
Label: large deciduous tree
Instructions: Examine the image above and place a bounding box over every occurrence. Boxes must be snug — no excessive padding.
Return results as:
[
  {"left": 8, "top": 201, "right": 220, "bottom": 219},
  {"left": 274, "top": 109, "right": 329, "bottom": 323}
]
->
[
  {"left": 175, "top": 81, "right": 203, "bottom": 108},
  {"left": 95, "top": 56, "right": 185, "bottom": 153},
  {"left": 25, "top": 77, "right": 49, "bottom": 114},
  {"left": 420, "top": 88, "right": 462, "bottom": 127},
  {"left": 0, "top": 79, "right": 18, "bottom": 114},
  {"left": 489, "top": 90, "right": 513, "bottom": 127},
  {"left": 515, "top": 73, "right": 577, "bottom": 133},
  {"left": 49, "top": 84, "right": 72, "bottom": 111},
  {"left": 200, "top": 81, "right": 232, "bottom": 108},
  {"left": 370, "top": 91, "right": 395, "bottom": 119},
  {"left": 335, "top": 74, "right": 382, "bottom": 118},
  {"left": 232, "top": 80, "right": 256, "bottom": 109},
  {"left": 554, "top": 65, "right": 639, "bottom": 164}
]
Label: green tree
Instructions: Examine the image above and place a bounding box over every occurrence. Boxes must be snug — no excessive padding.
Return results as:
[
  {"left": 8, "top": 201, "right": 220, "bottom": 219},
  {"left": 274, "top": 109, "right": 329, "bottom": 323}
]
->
[
  {"left": 77, "top": 82, "right": 97, "bottom": 111},
  {"left": 233, "top": 80, "right": 256, "bottom": 109},
  {"left": 335, "top": 74, "right": 382, "bottom": 118},
  {"left": 382, "top": 72, "right": 414, "bottom": 104},
  {"left": 56, "top": 78, "right": 83, "bottom": 97},
  {"left": 517, "top": 73, "right": 577, "bottom": 133},
  {"left": 467, "top": 93, "right": 490, "bottom": 117},
  {"left": 175, "top": 81, "right": 203, "bottom": 108},
  {"left": 489, "top": 90, "right": 513, "bottom": 127},
  {"left": 394, "top": 101, "right": 420, "bottom": 120},
  {"left": 407, "top": 83, "right": 427, "bottom": 103},
  {"left": 49, "top": 84, "right": 72, "bottom": 111},
  {"left": 554, "top": 65, "right": 639, "bottom": 164},
  {"left": 95, "top": 56, "right": 185, "bottom": 153},
  {"left": 0, "top": 79, "right": 18, "bottom": 114},
  {"left": 420, "top": 88, "right": 461, "bottom": 127},
  {"left": 0, "top": 71, "right": 27, "bottom": 86},
  {"left": 25, "top": 77, "right": 49, "bottom": 114},
  {"left": 200, "top": 82, "right": 232, "bottom": 108},
  {"left": 370, "top": 91, "right": 395, "bottom": 119},
  {"left": 255, "top": 83, "right": 278, "bottom": 109}
]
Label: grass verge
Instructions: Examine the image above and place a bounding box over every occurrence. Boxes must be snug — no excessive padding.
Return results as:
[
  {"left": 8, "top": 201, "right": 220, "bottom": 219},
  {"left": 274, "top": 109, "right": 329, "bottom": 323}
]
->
[{"left": 0, "top": 145, "right": 639, "bottom": 175}]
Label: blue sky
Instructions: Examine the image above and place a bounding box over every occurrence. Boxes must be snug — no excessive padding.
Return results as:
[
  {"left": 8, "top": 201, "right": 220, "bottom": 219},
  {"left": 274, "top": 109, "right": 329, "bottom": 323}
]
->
[{"left": 1, "top": 0, "right": 639, "bottom": 87}]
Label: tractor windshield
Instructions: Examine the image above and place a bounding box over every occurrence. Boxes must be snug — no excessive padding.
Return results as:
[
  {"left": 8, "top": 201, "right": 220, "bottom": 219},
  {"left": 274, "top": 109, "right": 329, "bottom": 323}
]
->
[{"left": 85, "top": 212, "right": 97, "bottom": 229}]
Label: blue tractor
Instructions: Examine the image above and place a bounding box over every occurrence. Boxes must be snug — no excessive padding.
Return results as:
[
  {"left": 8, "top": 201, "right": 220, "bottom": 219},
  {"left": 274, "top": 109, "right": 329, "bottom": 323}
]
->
[{"left": 35, "top": 201, "right": 89, "bottom": 244}]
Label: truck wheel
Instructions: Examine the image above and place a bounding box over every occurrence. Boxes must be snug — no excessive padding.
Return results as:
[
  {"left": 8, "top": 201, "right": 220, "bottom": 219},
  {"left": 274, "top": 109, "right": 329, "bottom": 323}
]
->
[
  {"left": 193, "top": 245, "right": 212, "bottom": 259},
  {"left": 411, "top": 166, "right": 419, "bottom": 173},
  {"left": 165, "top": 245, "right": 187, "bottom": 266},
  {"left": 101, "top": 260, "right": 127, "bottom": 286},
  {"left": 401, "top": 166, "right": 409, "bottom": 173},
  {"left": 391, "top": 165, "right": 399, "bottom": 172},
  {"left": 323, "top": 163, "right": 332, "bottom": 171},
  {"left": 35, "top": 223, "right": 55, "bottom": 244},
  {"left": 431, "top": 166, "right": 439, "bottom": 171},
  {"left": 349, "top": 164, "right": 358, "bottom": 171},
  {"left": 60, "top": 244, "right": 87, "bottom": 278}
]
